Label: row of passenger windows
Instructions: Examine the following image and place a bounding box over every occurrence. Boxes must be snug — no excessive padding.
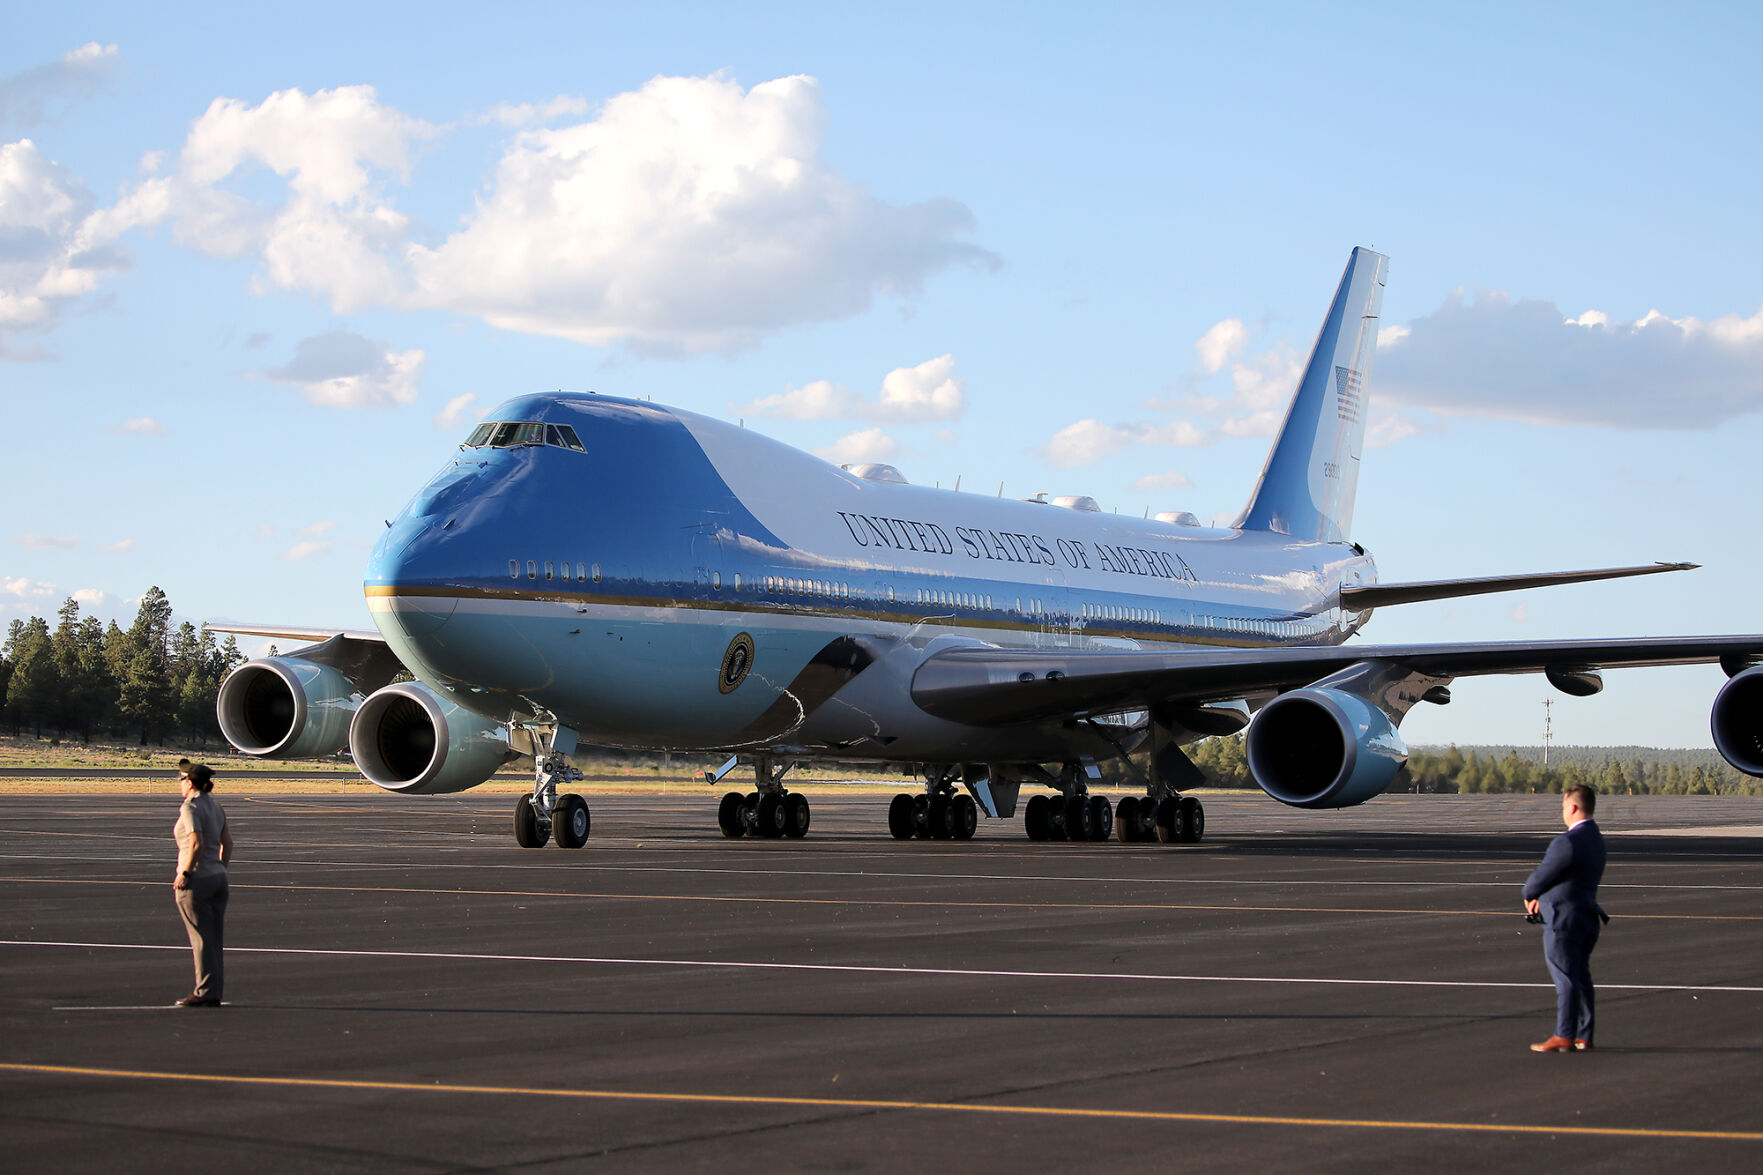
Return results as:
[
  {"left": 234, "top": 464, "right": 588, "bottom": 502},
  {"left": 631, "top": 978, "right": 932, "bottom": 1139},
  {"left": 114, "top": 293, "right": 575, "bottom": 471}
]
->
[
  {"left": 499, "top": 560, "right": 1330, "bottom": 635},
  {"left": 1083, "top": 603, "right": 1164, "bottom": 624},
  {"left": 465, "top": 421, "right": 586, "bottom": 451}
]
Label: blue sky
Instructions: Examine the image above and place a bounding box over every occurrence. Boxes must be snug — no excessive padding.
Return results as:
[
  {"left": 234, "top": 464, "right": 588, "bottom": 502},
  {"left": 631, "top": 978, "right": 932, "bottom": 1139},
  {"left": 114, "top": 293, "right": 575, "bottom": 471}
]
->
[{"left": 4, "top": 2, "right": 1760, "bottom": 748}]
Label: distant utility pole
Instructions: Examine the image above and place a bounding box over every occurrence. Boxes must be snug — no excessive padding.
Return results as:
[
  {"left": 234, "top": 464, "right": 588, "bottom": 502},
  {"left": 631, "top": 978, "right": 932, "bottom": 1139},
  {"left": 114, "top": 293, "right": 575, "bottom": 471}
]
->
[{"left": 1542, "top": 698, "right": 1553, "bottom": 768}]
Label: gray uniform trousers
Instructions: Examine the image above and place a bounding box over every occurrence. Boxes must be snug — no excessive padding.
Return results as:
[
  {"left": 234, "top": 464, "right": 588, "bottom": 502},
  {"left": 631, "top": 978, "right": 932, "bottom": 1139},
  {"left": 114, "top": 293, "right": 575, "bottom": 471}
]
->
[{"left": 175, "top": 873, "right": 228, "bottom": 1000}]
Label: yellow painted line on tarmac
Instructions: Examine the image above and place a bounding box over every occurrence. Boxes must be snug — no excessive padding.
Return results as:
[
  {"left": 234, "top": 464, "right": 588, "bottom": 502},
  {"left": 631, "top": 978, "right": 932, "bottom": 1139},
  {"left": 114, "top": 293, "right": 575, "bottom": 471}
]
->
[
  {"left": 0, "top": 874, "right": 1757, "bottom": 921},
  {"left": 0, "top": 1062, "right": 1758, "bottom": 1142}
]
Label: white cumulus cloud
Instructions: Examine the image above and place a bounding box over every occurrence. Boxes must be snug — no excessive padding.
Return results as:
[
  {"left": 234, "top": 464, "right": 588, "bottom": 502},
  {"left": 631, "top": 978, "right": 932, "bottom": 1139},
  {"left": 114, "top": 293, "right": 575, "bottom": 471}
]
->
[
  {"left": 1041, "top": 418, "right": 1210, "bottom": 469},
  {"left": 814, "top": 427, "right": 901, "bottom": 465},
  {"left": 432, "top": 392, "right": 484, "bottom": 429},
  {"left": 740, "top": 354, "right": 966, "bottom": 424},
  {"left": 13, "top": 533, "right": 79, "bottom": 550},
  {"left": 106, "top": 417, "right": 164, "bottom": 435},
  {"left": 407, "top": 74, "right": 995, "bottom": 351},
  {"left": 0, "top": 138, "right": 130, "bottom": 357},
  {"left": 0, "top": 43, "right": 119, "bottom": 128},
  {"left": 1195, "top": 318, "right": 1248, "bottom": 374},
  {"left": 1376, "top": 288, "right": 1763, "bottom": 428},
  {"left": 95, "top": 538, "right": 136, "bottom": 553},
  {"left": 263, "top": 331, "right": 423, "bottom": 407},
  {"left": 1131, "top": 470, "right": 1197, "bottom": 492}
]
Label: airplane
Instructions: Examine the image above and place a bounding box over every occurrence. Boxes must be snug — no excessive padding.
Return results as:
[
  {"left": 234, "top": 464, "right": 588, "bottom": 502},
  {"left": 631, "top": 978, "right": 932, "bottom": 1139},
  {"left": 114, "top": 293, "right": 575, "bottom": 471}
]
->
[{"left": 209, "top": 246, "right": 1763, "bottom": 848}]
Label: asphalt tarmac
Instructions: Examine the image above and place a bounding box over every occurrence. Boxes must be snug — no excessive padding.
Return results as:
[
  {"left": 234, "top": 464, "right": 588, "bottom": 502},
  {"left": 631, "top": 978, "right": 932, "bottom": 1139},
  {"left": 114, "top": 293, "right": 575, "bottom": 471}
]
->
[{"left": 2, "top": 789, "right": 1761, "bottom": 1173}]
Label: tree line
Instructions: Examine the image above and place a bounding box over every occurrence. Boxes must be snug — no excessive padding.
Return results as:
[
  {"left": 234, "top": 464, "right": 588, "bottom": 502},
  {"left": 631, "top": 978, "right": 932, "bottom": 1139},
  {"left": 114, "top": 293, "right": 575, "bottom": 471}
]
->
[
  {"left": 1185, "top": 733, "right": 1763, "bottom": 796},
  {"left": 1, "top": 588, "right": 245, "bottom": 746}
]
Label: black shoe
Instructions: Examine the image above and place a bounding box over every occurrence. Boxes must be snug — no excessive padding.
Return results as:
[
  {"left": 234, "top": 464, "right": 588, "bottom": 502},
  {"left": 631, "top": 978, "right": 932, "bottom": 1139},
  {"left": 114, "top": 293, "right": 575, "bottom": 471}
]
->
[{"left": 174, "top": 993, "right": 220, "bottom": 1007}]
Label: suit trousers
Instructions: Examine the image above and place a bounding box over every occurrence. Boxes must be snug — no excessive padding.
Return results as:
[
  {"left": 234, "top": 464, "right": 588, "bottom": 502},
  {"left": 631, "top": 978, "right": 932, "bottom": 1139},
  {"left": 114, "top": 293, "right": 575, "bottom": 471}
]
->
[
  {"left": 175, "top": 874, "right": 228, "bottom": 1001},
  {"left": 1543, "top": 926, "right": 1596, "bottom": 1042}
]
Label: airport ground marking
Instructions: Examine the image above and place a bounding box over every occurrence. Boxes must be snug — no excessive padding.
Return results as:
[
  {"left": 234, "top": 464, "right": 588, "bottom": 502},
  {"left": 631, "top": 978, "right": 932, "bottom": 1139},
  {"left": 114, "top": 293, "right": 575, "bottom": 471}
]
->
[
  {"left": 7, "top": 850, "right": 1762, "bottom": 894},
  {"left": 6, "top": 939, "right": 1763, "bottom": 994},
  {"left": 1, "top": 1061, "right": 1759, "bottom": 1142},
  {"left": 3, "top": 874, "right": 1759, "bottom": 921}
]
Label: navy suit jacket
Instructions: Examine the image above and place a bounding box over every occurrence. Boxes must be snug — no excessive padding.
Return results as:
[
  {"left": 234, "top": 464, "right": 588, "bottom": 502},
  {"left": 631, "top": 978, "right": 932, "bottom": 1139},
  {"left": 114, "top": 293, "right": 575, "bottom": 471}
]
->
[{"left": 1523, "top": 820, "right": 1607, "bottom": 944}]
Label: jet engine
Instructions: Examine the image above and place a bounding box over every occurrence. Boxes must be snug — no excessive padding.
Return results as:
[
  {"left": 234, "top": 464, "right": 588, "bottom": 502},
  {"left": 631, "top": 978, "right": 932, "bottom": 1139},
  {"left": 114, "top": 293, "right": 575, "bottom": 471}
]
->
[
  {"left": 1711, "top": 665, "right": 1763, "bottom": 776},
  {"left": 1246, "top": 686, "right": 1409, "bottom": 808},
  {"left": 217, "top": 658, "right": 362, "bottom": 759},
  {"left": 349, "top": 681, "right": 513, "bottom": 794}
]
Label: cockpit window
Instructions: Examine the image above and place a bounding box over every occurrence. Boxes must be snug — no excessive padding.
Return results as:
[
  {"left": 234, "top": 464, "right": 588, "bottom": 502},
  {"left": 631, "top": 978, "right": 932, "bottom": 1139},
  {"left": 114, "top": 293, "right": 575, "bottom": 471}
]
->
[{"left": 464, "top": 420, "right": 586, "bottom": 452}]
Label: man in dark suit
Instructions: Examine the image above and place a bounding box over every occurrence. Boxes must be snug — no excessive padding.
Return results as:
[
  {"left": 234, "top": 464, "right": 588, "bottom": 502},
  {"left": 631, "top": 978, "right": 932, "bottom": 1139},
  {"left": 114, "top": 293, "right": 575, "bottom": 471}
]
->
[{"left": 1522, "top": 784, "right": 1607, "bottom": 1052}]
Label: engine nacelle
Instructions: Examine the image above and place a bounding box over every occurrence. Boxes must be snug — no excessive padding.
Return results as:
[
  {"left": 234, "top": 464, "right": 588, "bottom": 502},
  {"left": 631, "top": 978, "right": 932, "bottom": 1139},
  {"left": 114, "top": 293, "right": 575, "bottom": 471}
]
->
[
  {"left": 1246, "top": 686, "right": 1409, "bottom": 808},
  {"left": 1711, "top": 665, "right": 1763, "bottom": 776},
  {"left": 217, "top": 658, "right": 362, "bottom": 759},
  {"left": 349, "top": 681, "right": 512, "bottom": 794}
]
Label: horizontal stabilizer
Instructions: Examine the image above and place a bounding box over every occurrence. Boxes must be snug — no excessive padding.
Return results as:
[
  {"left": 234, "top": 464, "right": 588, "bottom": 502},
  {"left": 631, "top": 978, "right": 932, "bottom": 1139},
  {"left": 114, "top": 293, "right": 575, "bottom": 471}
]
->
[{"left": 1339, "top": 562, "right": 1698, "bottom": 612}]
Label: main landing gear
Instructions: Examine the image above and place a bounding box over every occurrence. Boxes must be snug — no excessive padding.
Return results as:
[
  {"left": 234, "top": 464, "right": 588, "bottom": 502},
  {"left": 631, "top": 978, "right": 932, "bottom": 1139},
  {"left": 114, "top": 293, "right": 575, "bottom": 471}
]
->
[
  {"left": 716, "top": 757, "right": 812, "bottom": 839},
  {"left": 886, "top": 766, "right": 980, "bottom": 841},
  {"left": 1114, "top": 794, "right": 1204, "bottom": 843},
  {"left": 515, "top": 750, "right": 590, "bottom": 849},
  {"left": 1020, "top": 761, "right": 1205, "bottom": 844}
]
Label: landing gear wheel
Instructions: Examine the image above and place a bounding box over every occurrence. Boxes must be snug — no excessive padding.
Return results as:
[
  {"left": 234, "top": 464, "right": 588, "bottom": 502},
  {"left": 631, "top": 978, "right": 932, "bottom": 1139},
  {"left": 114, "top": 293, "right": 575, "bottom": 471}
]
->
[
  {"left": 1024, "top": 794, "right": 1050, "bottom": 841},
  {"left": 1089, "top": 795, "right": 1113, "bottom": 842},
  {"left": 554, "top": 793, "right": 590, "bottom": 848},
  {"left": 718, "top": 791, "right": 747, "bottom": 838},
  {"left": 1044, "top": 795, "right": 1067, "bottom": 841},
  {"left": 928, "top": 794, "right": 951, "bottom": 840},
  {"left": 1155, "top": 796, "right": 1180, "bottom": 844},
  {"left": 784, "top": 793, "right": 811, "bottom": 839},
  {"left": 1065, "top": 793, "right": 1094, "bottom": 842},
  {"left": 912, "top": 793, "right": 932, "bottom": 839},
  {"left": 514, "top": 794, "right": 549, "bottom": 849},
  {"left": 1179, "top": 796, "right": 1205, "bottom": 843},
  {"left": 1116, "top": 796, "right": 1141, "bottom": 842},
  {"left": 945, "top": 793, "right": 978, "bottom": 840},
  {"left": 755, "top": 792, "right": 787, "bottom": 838},
  {"left": 888, "top": 793, "right": 915, "bottom": 839}
]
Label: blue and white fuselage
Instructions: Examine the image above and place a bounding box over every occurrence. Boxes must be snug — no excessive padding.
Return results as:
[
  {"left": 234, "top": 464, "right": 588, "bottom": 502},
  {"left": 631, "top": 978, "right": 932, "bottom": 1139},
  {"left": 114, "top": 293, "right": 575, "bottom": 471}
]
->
[{"left": 366, "top": 392, "right": 1373, "bottom": 762}]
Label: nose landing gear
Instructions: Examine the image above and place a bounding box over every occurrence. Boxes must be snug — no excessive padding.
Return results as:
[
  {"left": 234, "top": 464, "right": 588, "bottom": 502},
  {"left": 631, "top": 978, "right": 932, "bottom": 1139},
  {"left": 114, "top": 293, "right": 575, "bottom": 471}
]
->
[{"left": 515, "top": 747, "right": 588, "bottom": 849}]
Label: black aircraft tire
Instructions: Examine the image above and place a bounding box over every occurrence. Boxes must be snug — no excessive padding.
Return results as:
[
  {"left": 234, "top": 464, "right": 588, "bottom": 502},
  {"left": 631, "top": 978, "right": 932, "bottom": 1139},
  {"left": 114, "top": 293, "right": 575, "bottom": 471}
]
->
[
  {"left": 718, "top": 791, "right": 747, "bottom": 838},
  {"left": 1180, "top": 796, "right": 1205, "bottom": 843},
  {"left": 928, "top": 794, "right": 951, "bottom": 840},
  {"left": 952, "top": 794, "right": 979, "bottom": 840},
  {"left": 1155, "top": 796, "right": 1179, "bottom": 844},
  {"left": 784, "top": 792, "right": 811, "bottom": 839},
  {"left": 1116, "top": 796, "right": 1140, "bottom": 842},
  {"left": 887, "top": 793, "right": 915, "bottom": 839},
  {"left": 1024, "top": 794, "right": 1049, "bottom": 841},
  {"left": 912, "top": 793, "right": 932, "bottom": 839},
  {"left": 1090, "top": 795, "right": 1113, "bottom": 842},
  {"left": 554, "top": 794, "right": 590, "bottom": 848},
  {"left": 756, "top": 792, "right": 786, "bottom": 839},
  {"left": 1065, "top": 793, "right": 1093, "bottom": 842},
  {"left": 514, "top": 795, "right": 549, "bottom": 849}
]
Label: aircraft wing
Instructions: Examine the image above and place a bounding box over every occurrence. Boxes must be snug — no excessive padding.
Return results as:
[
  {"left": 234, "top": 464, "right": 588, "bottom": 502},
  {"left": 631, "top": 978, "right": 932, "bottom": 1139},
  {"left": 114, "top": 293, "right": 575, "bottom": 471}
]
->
[
  {"left": 203, "top": 622, "right": 385, "bottom": 643},
  {"left": 910, "top": 635, "right": 1763, "bottom": 726},
  {"left": 1340, "top": 562, "right": 1697, "bottom": 611},
  {"left": 203, "top": 622, "right": 403, "bottom": 693}
]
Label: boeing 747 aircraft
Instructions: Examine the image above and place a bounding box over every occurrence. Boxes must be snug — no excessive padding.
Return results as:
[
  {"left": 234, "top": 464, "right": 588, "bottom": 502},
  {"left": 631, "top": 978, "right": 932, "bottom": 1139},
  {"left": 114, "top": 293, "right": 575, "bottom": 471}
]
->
[{"left": 210, "top": 247, "right": 1763, "bottom": 848}]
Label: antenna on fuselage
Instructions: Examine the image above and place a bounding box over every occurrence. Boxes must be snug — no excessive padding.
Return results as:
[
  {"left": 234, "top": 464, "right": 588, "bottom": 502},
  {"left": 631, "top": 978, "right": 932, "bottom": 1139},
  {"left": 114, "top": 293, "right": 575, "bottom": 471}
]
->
[
  {"left": 997, "top": 482, "right": 1004, "bottom": 498},
  {"left": 954, "top": 475, "right": 961, "bottom": 493}
]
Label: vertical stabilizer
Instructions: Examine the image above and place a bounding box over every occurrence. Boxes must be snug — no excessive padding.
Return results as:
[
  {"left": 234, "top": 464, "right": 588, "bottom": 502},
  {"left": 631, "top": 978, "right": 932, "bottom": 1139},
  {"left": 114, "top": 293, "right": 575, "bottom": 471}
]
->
[{"left": 1233, "top": 247, "right": 1388, "bottom": 543}]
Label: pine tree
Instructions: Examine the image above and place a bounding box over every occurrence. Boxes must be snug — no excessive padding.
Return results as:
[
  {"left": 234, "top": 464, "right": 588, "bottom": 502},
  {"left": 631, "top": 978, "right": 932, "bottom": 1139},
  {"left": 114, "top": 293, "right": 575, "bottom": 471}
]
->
[{"left": 4, "top": 617, "right": 56, "bottom": 738}]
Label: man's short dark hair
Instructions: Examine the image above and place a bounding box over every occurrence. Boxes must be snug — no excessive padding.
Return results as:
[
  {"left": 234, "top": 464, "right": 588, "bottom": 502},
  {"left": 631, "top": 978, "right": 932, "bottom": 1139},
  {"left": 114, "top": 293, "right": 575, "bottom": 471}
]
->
[{"left": 1565, "top": 783, "right": 1596, "bottom": 816}]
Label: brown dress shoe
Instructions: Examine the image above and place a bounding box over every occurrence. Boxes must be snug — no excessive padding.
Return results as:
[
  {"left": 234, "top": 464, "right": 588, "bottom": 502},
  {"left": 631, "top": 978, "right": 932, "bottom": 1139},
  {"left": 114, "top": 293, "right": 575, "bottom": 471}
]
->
[
  {"left": 1529, "top": 1035, "right": 1575, "bottom": 1052},
  {"left": 174, "top": 993, "right": 220, "bottom": 1007},
  {"left": 1573, "top": 1039, "right": 1592, "bottom": 1051}
]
